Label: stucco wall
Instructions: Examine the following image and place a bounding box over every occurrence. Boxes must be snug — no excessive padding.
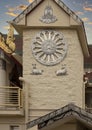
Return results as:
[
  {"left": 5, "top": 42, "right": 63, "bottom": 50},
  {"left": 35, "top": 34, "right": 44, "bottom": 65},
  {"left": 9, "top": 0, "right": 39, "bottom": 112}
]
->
[
  {"left": 23, "top": 28, "right": 84, "bottom": 120},
  {"left": 52, "top": 123, "right": 77, "bottom": 130},
  {"left": 26, "top": 0, "right": 70, "bottom": 27},
  {"left": 0, "top": 117, "right": 25, "bottom": 130}
]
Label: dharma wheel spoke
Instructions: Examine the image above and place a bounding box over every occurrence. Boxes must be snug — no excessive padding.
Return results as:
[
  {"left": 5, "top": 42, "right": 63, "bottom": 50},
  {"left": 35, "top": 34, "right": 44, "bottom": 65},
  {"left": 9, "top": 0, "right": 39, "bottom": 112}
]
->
[{"left": 32, "top": 30, "right": 67, "bottom": 66}]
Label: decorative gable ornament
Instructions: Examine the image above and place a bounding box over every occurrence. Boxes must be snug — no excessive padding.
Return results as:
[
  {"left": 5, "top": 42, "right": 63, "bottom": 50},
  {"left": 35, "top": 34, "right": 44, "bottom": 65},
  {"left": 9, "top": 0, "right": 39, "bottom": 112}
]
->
[
  {"left": 0, "top": 24, "right": 15, "bottom": 54},
  {"left": 40, "top": 5, "right": 57, "bottom": 24}
]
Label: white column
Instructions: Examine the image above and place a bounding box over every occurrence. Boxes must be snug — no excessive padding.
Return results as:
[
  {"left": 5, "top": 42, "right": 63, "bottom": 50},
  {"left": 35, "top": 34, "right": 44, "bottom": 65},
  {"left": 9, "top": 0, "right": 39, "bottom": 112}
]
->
[
  {"left": 0, "top": 51, "right": 6, "bottom": 107},
  {"left": 0, "top": 59, "right": 6, "bottom": 86}
]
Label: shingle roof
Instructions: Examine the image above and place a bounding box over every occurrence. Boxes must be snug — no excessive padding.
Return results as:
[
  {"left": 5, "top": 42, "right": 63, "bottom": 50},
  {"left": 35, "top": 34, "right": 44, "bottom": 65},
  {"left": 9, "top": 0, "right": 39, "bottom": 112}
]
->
[{"left": 27, "top": 104, "right": 92, "bottom": 129}]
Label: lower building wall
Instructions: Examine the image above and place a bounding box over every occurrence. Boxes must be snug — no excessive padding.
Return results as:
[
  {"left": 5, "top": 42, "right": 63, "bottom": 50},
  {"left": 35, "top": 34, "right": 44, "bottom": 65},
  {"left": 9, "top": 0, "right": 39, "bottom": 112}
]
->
[
  {"left": 52, "top": 123, "right": 77, "bottom": 130},
  {"left": 54, "top": 123, "right": 85, "bottom": 130},
  {"left": 0, "top": 125, "right": 25, "bottom": 130},
  {"left": 77, "top": 123, "right": 85, "bottom": 130},
  {"left": 0, "top": 116, "right": 25, "bottom": 130},
  {"left": 41, "top": 122, "right": 85, "bottom": 130}
]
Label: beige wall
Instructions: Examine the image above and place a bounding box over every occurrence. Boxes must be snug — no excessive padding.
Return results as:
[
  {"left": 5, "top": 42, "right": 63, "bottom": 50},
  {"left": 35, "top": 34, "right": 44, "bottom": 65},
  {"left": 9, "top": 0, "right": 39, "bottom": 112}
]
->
[
  {"left": 0, "top": 124, "right": 25, "bottom": 130},
  {"left": 26, "top": 0, "right": 79, "bottom": 27},
  {"left": 52, "top": 123, "right": 77, "bottom": 130},
  {"left": 26, "top": 0, "right": 70, "bottom": 27},
  {"left": 23, "top": 28, "right": 84, "bottom": 120},
  {"left": 47, "top": 122, "right": 84, "bottom": 130},
  {"left": 0, "top": 117, "right": 25, "bottom": 130},
  {"left": 0, "top": 1, "right": 86, "bottom": 130},
  {"left": 18, "top": 0, "right": 79, "bottom": 27}
]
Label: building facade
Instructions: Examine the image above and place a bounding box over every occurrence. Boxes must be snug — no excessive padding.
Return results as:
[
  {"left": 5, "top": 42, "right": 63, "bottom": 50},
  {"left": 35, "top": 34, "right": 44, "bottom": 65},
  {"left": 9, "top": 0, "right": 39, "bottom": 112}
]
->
[{"left": 0, "top": 0, "right": 92, "bottom": 130}]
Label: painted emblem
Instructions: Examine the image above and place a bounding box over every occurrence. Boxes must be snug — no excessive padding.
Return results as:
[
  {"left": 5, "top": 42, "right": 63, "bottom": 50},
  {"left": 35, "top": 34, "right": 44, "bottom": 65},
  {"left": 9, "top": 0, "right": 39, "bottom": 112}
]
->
[{"left": 40, "top": 5, "right": 57, "bottom": 24}]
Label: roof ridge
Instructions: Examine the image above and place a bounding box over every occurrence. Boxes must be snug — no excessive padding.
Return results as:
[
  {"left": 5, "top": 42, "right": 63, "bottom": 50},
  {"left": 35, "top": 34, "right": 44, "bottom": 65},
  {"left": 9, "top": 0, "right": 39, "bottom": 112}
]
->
[{"left": 54, "top": 0, "right": 83, "bottom": 24}]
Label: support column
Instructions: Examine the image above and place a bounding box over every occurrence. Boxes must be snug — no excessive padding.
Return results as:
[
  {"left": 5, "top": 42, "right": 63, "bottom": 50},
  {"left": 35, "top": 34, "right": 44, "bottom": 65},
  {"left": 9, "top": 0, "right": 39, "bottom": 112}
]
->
[
  {"left": 0, "top": 50, "right": 6, "bottom": 107},
  {"left": 0, "top": 50, "right": 6, "bottom": 86},
  {"left": 0, "top": 59, "right": 6, "bottom": 86}
]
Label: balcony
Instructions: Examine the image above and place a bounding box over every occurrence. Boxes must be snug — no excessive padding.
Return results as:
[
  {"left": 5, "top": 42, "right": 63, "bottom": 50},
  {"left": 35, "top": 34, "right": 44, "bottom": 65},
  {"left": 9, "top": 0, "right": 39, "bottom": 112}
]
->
[
  {"left": 0, "top": 86, "right": 24, "bottom": 115},
  {"left": 86, "top": 107, "right": 92, "bottom": 113}
]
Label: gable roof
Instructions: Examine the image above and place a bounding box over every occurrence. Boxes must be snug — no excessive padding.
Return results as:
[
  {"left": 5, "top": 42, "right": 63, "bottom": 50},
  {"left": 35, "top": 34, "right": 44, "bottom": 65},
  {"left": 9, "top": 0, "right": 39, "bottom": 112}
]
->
[
  {"left": 12, "top": 0, "right": 82, "bottom": 25},
  {"left": 10, "top": 0, "right": 89, "bottom": 57},
  {"left": 27, "top": 104, "right": 92, "bottom": 130}
]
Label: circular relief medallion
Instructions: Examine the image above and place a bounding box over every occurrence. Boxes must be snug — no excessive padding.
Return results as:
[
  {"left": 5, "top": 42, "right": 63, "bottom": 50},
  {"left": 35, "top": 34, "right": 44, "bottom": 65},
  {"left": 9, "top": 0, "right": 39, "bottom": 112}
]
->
[{"left": 32, "top": 30, "right": 67, "bottom": 66}]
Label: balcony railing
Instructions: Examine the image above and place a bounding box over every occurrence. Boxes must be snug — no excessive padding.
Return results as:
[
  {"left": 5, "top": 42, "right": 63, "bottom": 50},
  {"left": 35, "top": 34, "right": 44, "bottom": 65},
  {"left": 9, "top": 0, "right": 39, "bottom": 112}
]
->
[
  {"left": 86, "top": 107, "right": 92, "bottom": 113},
  {"left": 0, "top": 87, "right": 23, "bottom": 109}
]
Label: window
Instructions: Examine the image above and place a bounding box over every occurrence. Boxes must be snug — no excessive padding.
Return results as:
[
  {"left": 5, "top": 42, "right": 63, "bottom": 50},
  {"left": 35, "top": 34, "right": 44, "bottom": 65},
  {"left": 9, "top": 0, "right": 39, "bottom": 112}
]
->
[
  {"left": 85, "top": 87, "right": 92, "bottom": 113},
  {"left": 10, "top": 126, "right": 19, "bottom": 130},
  {"left": 86, "top": 92, "right": 92, "bottom": 107}
]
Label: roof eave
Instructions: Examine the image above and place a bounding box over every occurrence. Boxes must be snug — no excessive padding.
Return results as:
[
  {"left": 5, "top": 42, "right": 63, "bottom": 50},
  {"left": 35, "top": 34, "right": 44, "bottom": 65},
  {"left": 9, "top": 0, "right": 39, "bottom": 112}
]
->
[
  {"left": 12, "top": 0, "right": 43, "bottom": 24},
  {"left": 27, "top": 104, "right": 92, "bottom": 129},
  {"left": 77, "top": 22, "right": 90, "bottom": 57}
]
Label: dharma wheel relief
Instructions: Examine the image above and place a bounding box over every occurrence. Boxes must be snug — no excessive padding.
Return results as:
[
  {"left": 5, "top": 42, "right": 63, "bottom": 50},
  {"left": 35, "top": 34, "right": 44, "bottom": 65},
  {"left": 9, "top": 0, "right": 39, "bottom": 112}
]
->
[{"left": 31, "top": 30, "right": 68, "bottom": 66}]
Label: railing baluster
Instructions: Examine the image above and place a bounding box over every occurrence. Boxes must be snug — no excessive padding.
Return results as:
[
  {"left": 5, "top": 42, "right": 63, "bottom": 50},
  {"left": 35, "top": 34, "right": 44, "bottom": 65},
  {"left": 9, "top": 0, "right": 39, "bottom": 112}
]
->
[
  {"left": 0, "top": 86, "right": 23, "bottom": 109},
  {"left": 18, "top": 88, "right": 20, "bottom": 109}
]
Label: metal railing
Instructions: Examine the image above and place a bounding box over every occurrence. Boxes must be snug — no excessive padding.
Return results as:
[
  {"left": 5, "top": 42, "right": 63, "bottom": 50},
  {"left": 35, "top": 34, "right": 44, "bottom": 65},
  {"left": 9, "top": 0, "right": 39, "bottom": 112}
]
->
[
  {"left": 0, "top": 87, "right": 23, "bottom": 109},
  {"left": 86, "top": 107, "right": 92, "bottom": 113}
]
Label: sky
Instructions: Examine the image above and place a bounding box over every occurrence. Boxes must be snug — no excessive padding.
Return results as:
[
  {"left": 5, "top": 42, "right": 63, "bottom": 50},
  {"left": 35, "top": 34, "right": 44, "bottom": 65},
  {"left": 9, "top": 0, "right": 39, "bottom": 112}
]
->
[{"left": 0, "top": 0, "right": 92, "bottom": 44}]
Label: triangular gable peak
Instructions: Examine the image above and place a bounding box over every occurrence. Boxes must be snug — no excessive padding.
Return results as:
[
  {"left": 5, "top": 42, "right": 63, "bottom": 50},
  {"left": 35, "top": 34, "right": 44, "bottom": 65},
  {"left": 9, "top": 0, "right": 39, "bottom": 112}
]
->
[
  {"left": 11, "top": 0, "right": 89, "bottom": 57},
  {"left": 27, "top": 104, "right": 92, "bottom": 130},
  {"left": 12, "top": 0, "right": 82, "bottom": 25}
]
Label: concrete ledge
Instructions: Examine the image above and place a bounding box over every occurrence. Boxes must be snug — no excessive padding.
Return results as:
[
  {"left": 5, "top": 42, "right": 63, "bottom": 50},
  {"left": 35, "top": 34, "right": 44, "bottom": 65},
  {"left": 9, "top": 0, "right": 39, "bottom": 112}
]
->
[{"left": 0, "top": 108, "right": 24, "bottom": 116}]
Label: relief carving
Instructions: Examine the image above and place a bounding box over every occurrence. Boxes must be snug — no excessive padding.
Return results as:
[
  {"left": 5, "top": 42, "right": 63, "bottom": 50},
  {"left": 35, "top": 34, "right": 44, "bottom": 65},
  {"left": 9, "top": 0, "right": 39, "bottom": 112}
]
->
[
  {"left": 40, "top": 5, "right": 57, "bottom": 24},
  {"left": 31, "top": 64, "right": 43, "bottom": 75},
  {"left": 56, "top": 65, "right": 67, "bottom": 76}
]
